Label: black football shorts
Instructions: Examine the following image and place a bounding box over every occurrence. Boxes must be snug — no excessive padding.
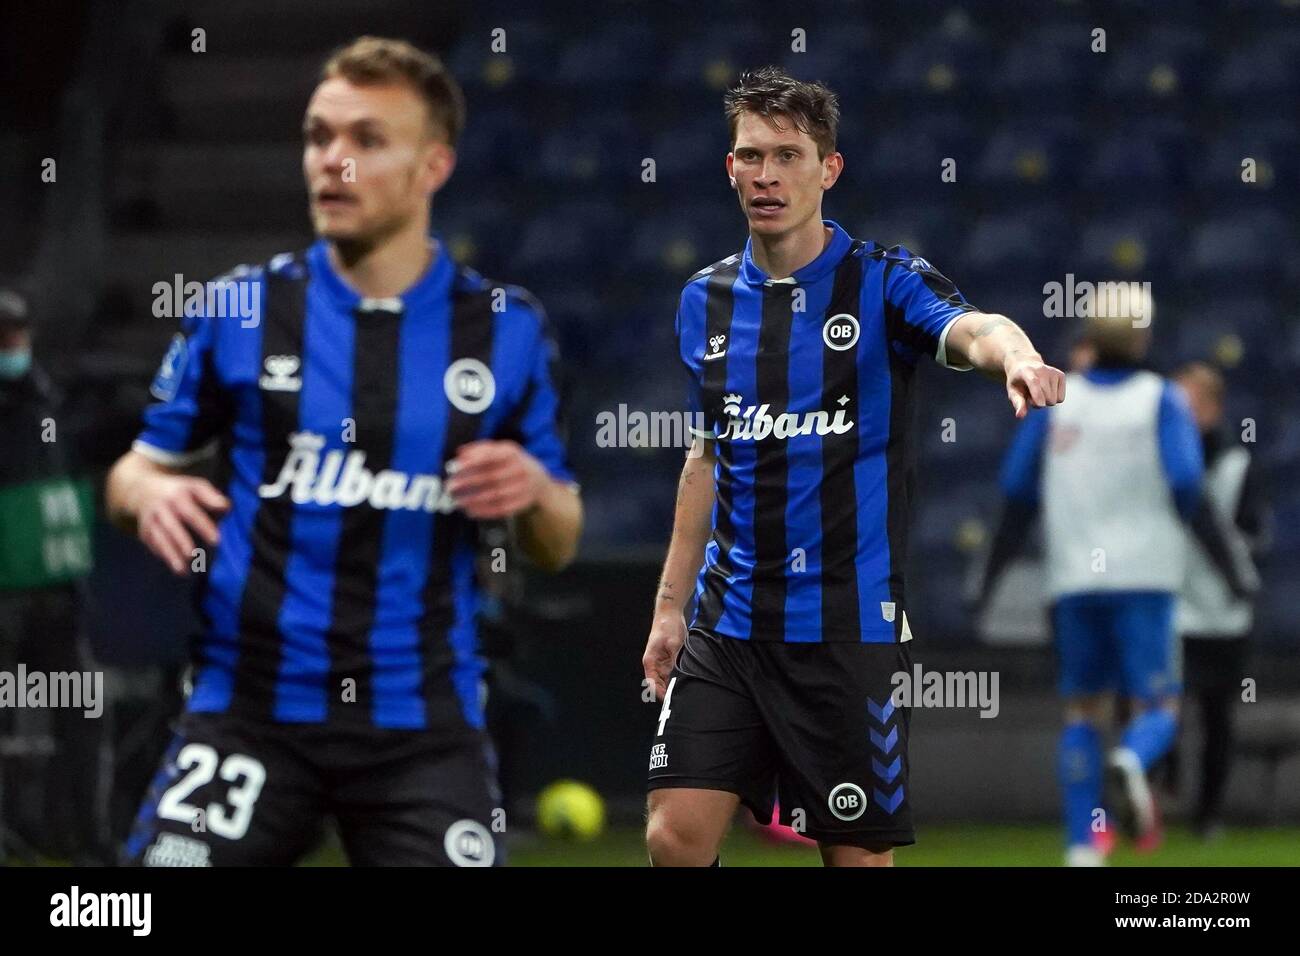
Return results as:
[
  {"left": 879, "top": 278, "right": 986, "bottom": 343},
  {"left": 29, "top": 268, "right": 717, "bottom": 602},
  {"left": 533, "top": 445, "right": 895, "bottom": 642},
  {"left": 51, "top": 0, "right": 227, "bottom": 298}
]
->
[
  {"left": 122, "top": 709, "right": 501, "bottom": 866},
  {"left": 647, "top": 627, "right": 915, "bottom": 848}
]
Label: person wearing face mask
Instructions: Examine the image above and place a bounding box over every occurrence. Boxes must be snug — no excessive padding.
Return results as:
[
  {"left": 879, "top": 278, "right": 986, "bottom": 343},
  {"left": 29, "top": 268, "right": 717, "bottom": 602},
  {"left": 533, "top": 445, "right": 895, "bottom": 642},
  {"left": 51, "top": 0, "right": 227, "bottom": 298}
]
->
[
  {"left": 0, "top": 287, "right": 109, "bottom": 864},
  {"left": 0, "top": 291, "right": 34, "bottom": 382}
]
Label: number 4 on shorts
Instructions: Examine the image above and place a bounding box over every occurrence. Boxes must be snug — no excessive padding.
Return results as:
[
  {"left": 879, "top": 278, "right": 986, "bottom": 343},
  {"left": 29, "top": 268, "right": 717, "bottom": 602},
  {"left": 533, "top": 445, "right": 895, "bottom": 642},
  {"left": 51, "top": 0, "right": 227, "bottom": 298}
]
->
[{"left": 656, "top": 677, "right": 677, "bottom": 736}]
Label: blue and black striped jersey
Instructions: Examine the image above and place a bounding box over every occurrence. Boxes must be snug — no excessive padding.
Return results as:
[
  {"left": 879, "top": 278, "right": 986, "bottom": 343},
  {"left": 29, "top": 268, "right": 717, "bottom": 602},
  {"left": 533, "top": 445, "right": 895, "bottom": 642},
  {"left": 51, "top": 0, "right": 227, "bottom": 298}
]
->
[
  {"left": 135, "top": 240, "right": 572, "bottom": 729},
  {"left": 678, "top": 220, "right": 976, "bottom": 643}
]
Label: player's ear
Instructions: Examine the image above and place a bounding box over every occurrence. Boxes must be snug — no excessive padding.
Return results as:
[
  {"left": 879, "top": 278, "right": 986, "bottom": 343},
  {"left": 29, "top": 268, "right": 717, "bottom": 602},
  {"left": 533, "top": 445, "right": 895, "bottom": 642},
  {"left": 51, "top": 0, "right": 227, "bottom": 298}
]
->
[
  {"left": 821, "top": 151, "right": 843, "bottom": 191},
  {"left": 423, "top": 140, "right": 456, "bottom": 195},
  {"left": 725, "top": 152, "right": 737, "bottom": 189}
]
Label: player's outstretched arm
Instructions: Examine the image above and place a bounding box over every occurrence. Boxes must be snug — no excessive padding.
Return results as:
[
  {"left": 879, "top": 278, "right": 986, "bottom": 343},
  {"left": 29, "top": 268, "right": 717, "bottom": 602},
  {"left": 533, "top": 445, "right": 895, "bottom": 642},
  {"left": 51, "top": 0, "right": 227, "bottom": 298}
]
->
[
  {"left": 642, "top": 437, "right": 716, "bottom": 701},
  {"left": 943, "top": 312, "right": 1067, "bottom": 419},
  {"left": 106, "top": 449, "right": 230, "bottom": 576}
]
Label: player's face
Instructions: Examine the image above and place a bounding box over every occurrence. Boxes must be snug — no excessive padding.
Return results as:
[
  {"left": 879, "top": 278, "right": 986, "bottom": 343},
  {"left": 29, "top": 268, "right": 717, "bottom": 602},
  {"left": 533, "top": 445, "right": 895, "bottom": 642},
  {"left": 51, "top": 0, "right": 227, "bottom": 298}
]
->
[
  {"left": 302, "top": 78, "right": 454, "bottom": 245},
  {"left": 0, "top": 325, "right": 29, "bottom": 351},
  {"left": 1175, "top": 375, "right": 1223, "bottom": 431},
  {"left": 726, "top": 111, "right": 842, "bottom": 239},
  {"left": 1069, "top": 341, "right": 1096, "bottom": 373}
]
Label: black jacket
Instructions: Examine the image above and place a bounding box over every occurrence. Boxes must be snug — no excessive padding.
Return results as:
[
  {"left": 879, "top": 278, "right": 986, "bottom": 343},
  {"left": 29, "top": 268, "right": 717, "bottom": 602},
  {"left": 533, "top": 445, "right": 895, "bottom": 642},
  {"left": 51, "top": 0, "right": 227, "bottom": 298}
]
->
[{"left": 0, "top": 363, "right": 75, "bottom": 489}]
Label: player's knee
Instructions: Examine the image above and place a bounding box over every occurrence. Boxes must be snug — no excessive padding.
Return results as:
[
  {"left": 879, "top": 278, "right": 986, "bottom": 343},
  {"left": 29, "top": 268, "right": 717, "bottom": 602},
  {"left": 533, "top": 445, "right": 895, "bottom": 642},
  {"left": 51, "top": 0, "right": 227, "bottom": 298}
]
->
[
  {"left": 820, "top": 843, "right": 894, "bottom": 867},
  {"left": 1131, "top": 695, "right": 1180, "bottom": 720},
  {"left": 1064, "top": 695, "right": 1108, "bottom": 727},
  {"left": 645, "top": 807, "right": 717, "bottom": 867}
]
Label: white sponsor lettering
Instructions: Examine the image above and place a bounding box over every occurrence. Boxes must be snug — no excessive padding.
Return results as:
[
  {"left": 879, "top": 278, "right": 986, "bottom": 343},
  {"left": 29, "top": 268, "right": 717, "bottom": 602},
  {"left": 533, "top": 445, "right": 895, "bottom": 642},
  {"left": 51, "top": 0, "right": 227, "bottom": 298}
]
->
[
  {"left": 258, "top": 431, "right": 456, "bottom": 513},
  {"left": 716, "top": 394, "right": 854, "bottom": 442}
]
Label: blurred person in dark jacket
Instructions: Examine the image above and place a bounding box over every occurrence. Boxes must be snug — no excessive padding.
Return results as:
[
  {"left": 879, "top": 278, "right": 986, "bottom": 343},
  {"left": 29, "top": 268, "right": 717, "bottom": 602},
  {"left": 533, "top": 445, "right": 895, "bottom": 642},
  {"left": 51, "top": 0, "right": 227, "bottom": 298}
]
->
[
  {"left": 0, "top": 287, "right": 109, "bottom": 863},
  {"left": 1172, "top": 362, "right": 1269, "bottom": 839}
]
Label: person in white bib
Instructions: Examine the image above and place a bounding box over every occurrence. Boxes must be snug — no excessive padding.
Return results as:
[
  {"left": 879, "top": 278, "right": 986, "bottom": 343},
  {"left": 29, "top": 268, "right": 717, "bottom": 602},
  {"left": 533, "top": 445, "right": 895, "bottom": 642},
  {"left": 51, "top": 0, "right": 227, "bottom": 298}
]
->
[{"left": 983, "top": 292, "right": 1241, "bottom": 865}]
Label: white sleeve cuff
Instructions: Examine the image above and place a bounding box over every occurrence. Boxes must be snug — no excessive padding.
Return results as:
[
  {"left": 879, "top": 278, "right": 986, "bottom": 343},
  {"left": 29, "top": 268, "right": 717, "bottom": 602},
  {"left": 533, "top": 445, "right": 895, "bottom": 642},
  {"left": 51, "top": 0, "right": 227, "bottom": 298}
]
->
[
  {"left": 132, "top": 439, "right": 217, "bottom": 468},
  {"left": 937, "top": 314, "right": 974, "bottom": 371}
]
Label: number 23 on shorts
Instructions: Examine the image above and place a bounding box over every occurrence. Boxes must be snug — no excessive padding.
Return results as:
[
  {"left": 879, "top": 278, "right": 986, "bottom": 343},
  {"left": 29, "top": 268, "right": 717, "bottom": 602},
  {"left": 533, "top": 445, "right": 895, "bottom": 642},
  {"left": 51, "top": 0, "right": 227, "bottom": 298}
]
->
[{"left": 157, "top": 743, "right": 267, "bottom": 841}]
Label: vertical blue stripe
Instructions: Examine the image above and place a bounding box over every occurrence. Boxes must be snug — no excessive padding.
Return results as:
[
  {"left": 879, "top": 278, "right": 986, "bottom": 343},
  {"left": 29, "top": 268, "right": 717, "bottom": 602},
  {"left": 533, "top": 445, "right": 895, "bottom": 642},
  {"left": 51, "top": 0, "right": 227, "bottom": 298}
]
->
[
  {"left": 855, "top": 259, "right": 894, "bottom": 642},
  {"left": 448, "top": 539, "right": 486, "bottom": 729},
  {"left": 692, "top": 536, "right": 720, "bottom": 621},
  {"left": 370, "top": 297, "right": 451, "bottom": 728},
  {"left": 717, "top": 278, "right": 760, "bottom": 639},
  {"left": 191, "top": 441, "right": 253, "bottom": 711},
  {"left": 271, "top": 283, "right": 354, "bottom": 721},
  {"left": 783, "top": 282, "right": 832, "bottom": 642},
  {"left": 193, "top": 283, "right": 268, "bottom": 713}
]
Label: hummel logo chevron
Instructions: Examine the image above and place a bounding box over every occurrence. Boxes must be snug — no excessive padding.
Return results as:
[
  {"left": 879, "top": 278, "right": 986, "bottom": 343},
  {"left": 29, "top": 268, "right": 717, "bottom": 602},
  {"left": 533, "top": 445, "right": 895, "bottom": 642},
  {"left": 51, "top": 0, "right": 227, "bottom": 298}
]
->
[{"left": 870, "top": 726, "right": 899, "bottom": 754}]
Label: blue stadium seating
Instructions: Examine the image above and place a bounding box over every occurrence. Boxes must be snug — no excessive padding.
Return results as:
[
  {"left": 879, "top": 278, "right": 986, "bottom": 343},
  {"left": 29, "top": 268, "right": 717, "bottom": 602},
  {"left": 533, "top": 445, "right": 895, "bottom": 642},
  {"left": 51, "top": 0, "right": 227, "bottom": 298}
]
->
[{"left": 86, "top": 1, "right": 1299, "bottom": 646}]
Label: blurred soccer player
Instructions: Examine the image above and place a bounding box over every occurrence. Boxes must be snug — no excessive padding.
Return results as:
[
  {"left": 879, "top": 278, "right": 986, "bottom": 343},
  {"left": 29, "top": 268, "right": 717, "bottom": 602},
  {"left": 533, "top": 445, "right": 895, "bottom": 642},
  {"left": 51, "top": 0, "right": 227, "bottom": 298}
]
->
[
  {"left": 984, "top": 296, "right": 1236, "bottom": 864},
  {"left": 641, "top": 67, "right": 1064, "bottom": 867},
  {"left": 1173, "top": 362, "right": 1268, "bottom": 838},
  {"left": 107, "top": 37, "right": 581, "bottom": 866}
]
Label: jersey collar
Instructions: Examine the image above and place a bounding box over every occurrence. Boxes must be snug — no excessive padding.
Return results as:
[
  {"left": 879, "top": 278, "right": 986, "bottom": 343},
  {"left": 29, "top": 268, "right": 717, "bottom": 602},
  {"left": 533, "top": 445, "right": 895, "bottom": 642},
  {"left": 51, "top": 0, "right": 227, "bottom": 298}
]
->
[
  {"left": 308, "top": 237, "right": 455, "bottom": 313},
  {"left": 739, "top": 219, "right": 853, "bottom": 287},
  {"left": 1082, "top": 361, "right": 1148, "bottom": 385}
]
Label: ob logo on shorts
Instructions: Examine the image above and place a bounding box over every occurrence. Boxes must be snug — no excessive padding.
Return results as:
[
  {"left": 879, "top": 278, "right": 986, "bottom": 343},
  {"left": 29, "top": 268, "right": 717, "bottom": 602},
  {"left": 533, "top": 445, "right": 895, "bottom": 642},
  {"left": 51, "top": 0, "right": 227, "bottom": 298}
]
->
[
  {"left": 444, "top": 358, "right": 495, "bottom": 415},
  {"left": 827, "top": 782, "right": 867, "bottom": 822},
  {"left": 444, "top": 819, "right": 495, "bottom": 867}
]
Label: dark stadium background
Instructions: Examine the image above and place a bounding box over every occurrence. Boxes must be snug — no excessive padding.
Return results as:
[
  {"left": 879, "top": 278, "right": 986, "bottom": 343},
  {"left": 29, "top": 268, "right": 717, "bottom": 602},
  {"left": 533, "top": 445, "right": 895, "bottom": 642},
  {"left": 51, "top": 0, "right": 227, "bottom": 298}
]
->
[{"left": 2, "top": 0, "right": 1298, "bottom": 864}]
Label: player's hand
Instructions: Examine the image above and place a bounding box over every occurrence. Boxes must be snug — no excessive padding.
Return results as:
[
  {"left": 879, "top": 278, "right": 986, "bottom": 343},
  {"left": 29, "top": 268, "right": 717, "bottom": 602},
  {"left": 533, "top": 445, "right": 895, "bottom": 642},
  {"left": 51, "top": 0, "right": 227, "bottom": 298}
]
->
[
  {"left": 642, "top": 612, "right": 686, "bottom": 702},
  {"left": 136, "top": 474, "right": 230, "bottom": 576},
  {"left": 1005, "top": 355, "right": 1066, "bottom": 419},
  {"left": 446, "top": 439, "right": 549, "bottom": 519}
]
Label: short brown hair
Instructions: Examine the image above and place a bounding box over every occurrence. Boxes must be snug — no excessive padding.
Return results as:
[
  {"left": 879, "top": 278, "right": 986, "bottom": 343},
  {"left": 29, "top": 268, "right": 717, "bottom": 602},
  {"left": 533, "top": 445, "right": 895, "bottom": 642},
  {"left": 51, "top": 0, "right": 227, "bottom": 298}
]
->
[
  {"left": 724, "top": 66, "right": 840, "bottom": 159},
  {"left": 321, "top": 36, "right": 466, "bottom": 146}
]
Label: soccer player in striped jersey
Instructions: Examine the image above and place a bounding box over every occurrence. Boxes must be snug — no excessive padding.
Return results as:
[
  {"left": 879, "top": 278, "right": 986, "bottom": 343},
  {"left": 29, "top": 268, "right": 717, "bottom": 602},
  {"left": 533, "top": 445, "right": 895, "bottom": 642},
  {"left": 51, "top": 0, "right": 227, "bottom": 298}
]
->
[
  {"left": 642, "top": 67, "right": 1064, "bottom": 866},
  {"left": 108, "top": 37, "right": 582, "bottom": 866}
]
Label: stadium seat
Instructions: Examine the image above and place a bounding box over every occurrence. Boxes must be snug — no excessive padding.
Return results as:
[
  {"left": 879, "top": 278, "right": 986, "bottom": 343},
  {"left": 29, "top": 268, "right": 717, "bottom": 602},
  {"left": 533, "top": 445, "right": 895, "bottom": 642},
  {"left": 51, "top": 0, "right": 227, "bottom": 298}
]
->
[
  {"left": 1210, "top": 39, "right": 1300, "bottom": 113},
  {"left": 959, "top": 212, "right": 1070, "bottom": 289},
  {"left": 988, "top": 34, "right": 1092, "bottom": 111},
  {"left": 1161, "top": 297, "right": 1278, "bottom": 383},
  {"left": 1081, "top": 131, "right": 1182, "bottom": 200},
  {"left": 1069, "top": 212, "right": 1182, "bottom": 279},
  {"left": 881, "top": 34, "right": 993, "bottom": 102},
  {"left": 974, "top": 120, "right": 1084, "bottom": 190},
  {"left": 1181, "top": 213, "right": 1295, "bottom": 294}
]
